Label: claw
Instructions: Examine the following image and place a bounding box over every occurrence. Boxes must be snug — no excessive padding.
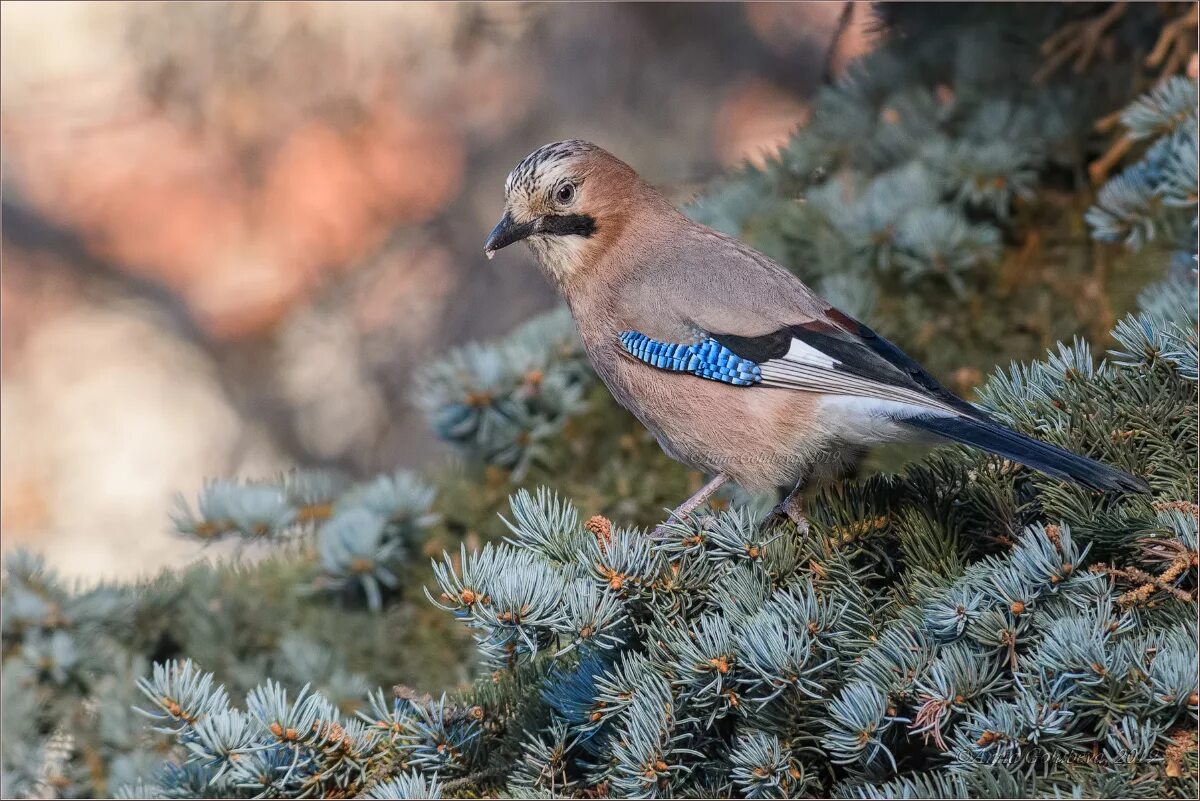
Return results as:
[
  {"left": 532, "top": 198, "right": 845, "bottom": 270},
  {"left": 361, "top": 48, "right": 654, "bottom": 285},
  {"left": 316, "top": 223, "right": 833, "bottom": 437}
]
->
[{"left": 759, "top": 494, "right": 809, "bottom": 535}]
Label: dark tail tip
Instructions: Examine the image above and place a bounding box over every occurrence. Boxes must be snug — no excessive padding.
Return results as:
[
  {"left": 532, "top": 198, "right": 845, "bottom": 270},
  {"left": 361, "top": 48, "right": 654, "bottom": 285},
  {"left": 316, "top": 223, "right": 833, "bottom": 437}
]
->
[
  {"left": 1104, "top": 471, "right": 1152, "bottom": 495},
  {"left": 902, "top": 415, "right": 1152, "bottom": 495}
]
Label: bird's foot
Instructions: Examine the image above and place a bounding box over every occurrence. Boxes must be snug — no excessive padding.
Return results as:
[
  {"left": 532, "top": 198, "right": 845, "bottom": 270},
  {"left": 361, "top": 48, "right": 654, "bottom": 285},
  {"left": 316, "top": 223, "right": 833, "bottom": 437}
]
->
[
  {"left": 759, "top": 494, "right": 808, "bottom": 535},
  {"left": 650, "top": 473, "right": 728, "bottom": 539}
]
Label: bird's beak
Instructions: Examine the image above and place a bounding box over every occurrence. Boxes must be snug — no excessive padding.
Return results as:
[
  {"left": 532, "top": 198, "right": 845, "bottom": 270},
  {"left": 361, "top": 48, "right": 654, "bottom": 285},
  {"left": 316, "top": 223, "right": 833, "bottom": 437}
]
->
[{"left": 484, "top": 212, "right": 538, "bottom": 260}]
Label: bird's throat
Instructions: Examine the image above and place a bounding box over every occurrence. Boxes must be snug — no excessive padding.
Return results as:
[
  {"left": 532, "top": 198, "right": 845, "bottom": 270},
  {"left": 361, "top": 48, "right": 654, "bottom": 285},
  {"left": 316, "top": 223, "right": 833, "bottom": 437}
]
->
[{"left": 527, "top": 235, "right": 590, "bottom": 286}]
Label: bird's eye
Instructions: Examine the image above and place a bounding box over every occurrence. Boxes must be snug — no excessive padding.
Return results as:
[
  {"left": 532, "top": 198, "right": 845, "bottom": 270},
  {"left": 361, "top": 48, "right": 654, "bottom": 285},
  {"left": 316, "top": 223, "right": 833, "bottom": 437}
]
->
[{"left": 555, "top": 183, "right": 576, "bottom": 204}]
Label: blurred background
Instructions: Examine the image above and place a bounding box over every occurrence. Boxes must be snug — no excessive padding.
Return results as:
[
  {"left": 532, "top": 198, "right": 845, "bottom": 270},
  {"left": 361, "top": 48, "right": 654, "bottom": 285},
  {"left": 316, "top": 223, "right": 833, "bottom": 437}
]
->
[{"left": 1, "top": 1, "right": 874, "bottom": 580}]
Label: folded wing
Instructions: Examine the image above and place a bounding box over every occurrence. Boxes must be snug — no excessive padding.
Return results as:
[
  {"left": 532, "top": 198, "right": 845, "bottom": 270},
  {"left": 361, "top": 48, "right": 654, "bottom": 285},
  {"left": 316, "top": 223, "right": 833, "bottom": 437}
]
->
[
  {"left": 618, "top": 305, "right": 980, "bottom": 419},
  {"left": 616, "top": 310, "right": 1148, "bottom": 494}
]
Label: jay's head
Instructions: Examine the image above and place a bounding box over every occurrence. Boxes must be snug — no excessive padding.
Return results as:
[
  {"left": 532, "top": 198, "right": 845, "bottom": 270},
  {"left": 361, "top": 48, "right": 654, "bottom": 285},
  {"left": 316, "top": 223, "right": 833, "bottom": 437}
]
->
[{"left": 485, "top": 139, "right": 654, "bottom": 282}]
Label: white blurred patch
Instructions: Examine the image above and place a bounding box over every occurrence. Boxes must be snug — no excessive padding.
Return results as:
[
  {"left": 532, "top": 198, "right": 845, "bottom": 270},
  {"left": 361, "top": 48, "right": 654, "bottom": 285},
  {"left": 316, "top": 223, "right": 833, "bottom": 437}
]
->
[{"left": 1, "top": 303, "right": 284, "bottom": 583}]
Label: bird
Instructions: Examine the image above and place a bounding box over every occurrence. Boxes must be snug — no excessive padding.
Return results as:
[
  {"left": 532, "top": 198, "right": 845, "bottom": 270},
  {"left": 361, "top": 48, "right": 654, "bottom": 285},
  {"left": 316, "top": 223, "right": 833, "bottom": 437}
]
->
[{"left": 483, "top": 139, "right": 1150, "bottom": 529}]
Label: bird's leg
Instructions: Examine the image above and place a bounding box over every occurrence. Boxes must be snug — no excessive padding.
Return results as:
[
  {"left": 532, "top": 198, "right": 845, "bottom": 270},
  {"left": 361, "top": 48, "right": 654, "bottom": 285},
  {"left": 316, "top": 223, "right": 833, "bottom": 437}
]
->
[
  {"left": 651, "top": 473, "right": 728, "bottom": 535},
  {"left": 670, "top": 473, "right": 729, "bottom": 520},
  {"left": 760, "top": 479, "right": 810, "bottom": 534}
]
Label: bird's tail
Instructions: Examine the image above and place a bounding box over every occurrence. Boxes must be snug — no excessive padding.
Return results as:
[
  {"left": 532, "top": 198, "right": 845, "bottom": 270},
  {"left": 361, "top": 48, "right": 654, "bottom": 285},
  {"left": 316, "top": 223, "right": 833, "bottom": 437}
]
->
[{"left": 901, "top": 414, "right": 1150, "bottom": 494}]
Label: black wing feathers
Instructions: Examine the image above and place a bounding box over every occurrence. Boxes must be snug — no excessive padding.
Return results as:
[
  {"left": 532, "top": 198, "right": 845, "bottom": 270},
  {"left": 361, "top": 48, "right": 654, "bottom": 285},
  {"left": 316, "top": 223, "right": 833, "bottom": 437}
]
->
[
  {"left": 709, "top": 330, "right": 792, "bottom": 363},
  {"left": 711, "top": 308, "right": 987, "bottom": 419},
  {"left": 821, "top": 308, "right": 984, "bottom": 418}
]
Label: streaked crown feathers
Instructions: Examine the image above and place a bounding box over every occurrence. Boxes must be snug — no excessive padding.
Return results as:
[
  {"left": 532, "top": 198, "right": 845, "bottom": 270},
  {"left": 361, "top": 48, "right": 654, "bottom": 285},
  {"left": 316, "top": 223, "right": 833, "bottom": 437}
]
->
[{"left": 505, "top": 139, "right": 600, "bottom": 196}]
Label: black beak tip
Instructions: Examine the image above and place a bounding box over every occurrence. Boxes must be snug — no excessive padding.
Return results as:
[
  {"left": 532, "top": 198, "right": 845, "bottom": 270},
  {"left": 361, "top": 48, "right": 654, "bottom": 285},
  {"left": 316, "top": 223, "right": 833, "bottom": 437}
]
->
[
  {"left": 484, "top": 212, "right": 536, "bottom": 259},
  {"left": 484, "top": 218, "right": 506, "bottom": 258}
]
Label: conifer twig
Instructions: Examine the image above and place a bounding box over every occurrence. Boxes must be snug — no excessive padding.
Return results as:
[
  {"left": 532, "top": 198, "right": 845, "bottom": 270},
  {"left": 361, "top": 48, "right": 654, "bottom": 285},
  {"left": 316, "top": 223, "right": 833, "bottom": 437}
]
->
[
  {"left": 1035, "top": 2, "right": 1128, "bottom": 84},
  {"left": 1145, "top": 4, "right": 1198, "bottom": 78},
  {"left": 1090, "top": 547, "right": 1197, "bottom": 608}
]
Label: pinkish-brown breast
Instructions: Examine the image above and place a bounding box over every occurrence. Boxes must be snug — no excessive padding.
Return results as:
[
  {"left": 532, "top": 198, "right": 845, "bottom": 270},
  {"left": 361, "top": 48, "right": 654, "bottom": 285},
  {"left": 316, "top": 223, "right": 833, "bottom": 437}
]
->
[{"left": 566, "top": 291, "right": 825, "bottom": 489}]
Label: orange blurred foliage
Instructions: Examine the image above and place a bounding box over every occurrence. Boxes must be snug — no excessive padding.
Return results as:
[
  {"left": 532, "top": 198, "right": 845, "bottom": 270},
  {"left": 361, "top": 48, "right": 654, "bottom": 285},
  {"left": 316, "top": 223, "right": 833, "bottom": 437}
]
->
[
  {"left": 6, "top": 96, "right": 464, "bottom": 338},
  {"left": 744, "top": 2, "right": 845, "bottom": 57},
  {"left": 712, "top": 79, "right": 810, "bottom": 168},
  {"left": 745, "top": 1, "right": 876, "bottom": 77}
]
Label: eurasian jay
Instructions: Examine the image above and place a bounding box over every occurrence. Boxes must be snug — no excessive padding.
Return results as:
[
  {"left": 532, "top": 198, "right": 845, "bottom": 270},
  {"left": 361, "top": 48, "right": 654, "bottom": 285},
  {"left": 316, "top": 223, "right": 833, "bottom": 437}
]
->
[{"left": 484, "top": 140, "right": 1149, "bottom": 527}]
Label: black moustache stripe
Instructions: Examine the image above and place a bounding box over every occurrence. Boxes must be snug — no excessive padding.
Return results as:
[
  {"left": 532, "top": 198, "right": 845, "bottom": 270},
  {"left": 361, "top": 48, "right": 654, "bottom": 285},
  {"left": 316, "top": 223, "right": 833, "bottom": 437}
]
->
[{"left": 540, "top": 213, "right": 596, "bottom": 238}]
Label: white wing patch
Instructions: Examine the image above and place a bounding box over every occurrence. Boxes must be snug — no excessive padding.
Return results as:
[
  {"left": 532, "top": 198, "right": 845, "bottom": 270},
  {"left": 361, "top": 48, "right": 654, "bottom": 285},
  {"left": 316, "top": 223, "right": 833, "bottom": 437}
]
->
[
  {"left": 758, "top": 335, "right": 960, "bottom": 415},
  {"left": 782, "top": 337, "right": 838, "bottom": 368}
]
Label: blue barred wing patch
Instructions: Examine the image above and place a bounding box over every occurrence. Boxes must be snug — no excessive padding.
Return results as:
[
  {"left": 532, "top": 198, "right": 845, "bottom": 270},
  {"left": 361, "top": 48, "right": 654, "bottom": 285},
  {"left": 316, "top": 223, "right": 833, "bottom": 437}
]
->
[{"left": 618, "top": 331, "right": 762, "bottom": 386}]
